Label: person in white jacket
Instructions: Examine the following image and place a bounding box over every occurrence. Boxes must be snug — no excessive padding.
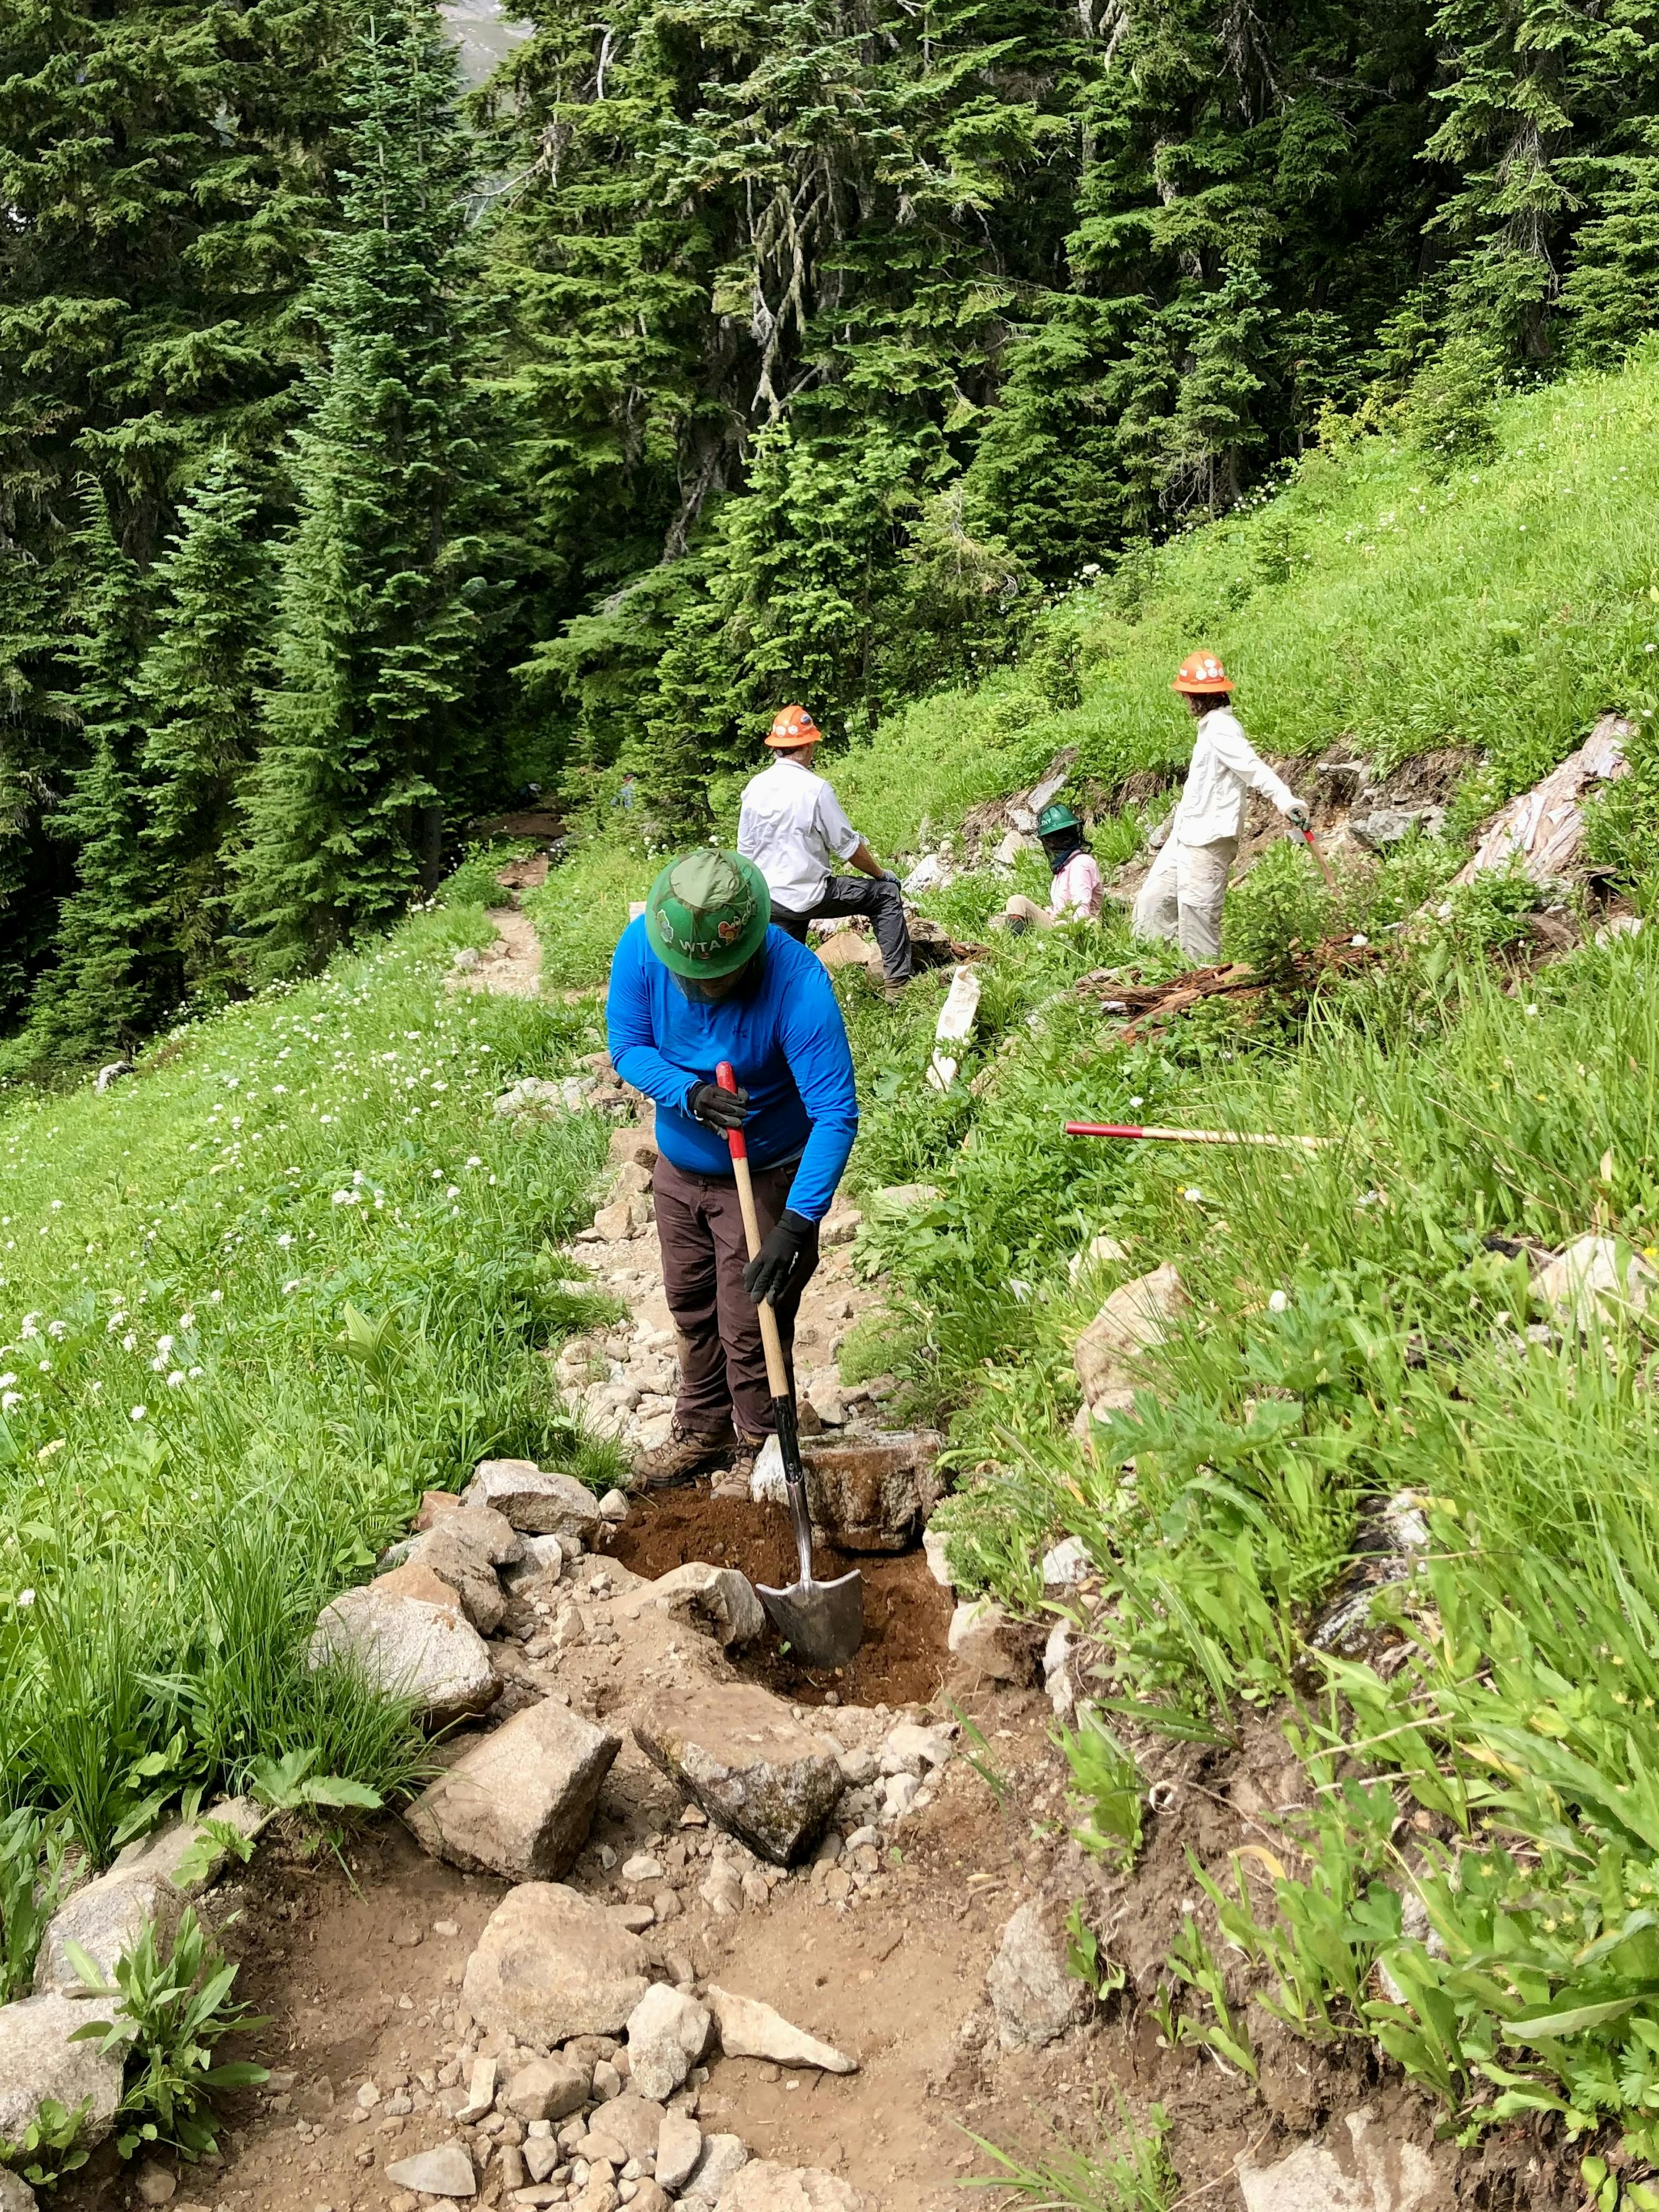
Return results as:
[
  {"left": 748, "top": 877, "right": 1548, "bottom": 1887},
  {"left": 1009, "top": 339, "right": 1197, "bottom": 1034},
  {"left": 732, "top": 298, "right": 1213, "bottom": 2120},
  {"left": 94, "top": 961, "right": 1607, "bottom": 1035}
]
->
[{"left": 1131, "top": 651, "right": 1309, "bottom": 962}]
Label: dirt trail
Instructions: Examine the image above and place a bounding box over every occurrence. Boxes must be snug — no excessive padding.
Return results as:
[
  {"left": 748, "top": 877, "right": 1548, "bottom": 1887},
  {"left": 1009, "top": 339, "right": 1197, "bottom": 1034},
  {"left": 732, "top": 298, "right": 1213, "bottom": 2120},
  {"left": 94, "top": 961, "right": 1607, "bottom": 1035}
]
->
[
  {"left": 452, "top": 904, "right": 545, "bottom": 999},
  {"left": 50, "top": 887, "right": 1475, "bottom": 2212}
]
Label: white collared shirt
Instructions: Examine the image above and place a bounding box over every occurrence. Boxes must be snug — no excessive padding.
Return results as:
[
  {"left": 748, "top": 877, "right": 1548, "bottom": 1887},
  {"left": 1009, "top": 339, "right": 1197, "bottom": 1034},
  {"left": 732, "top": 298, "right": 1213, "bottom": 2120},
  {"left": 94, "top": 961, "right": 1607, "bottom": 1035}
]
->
[
  {"left": 738, "top": 758, "right": 862, "bottom": 912},
  {"left": 1175, "top": 708, "right": 1298, "bottom": 845}
]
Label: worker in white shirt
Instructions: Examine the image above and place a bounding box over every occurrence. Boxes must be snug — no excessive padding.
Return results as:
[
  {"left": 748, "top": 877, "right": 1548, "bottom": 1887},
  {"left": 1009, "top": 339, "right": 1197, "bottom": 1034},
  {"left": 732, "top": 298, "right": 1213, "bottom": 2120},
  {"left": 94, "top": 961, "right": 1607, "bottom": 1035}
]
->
[
  {"left": 737, "top": 704, "right": 913, "bottom": 1003},
  {"left": 1001, "top": 803, "right": 1105, "bottom": 932},
  {"left": 1131, "top": 651, "right": 1310, "bottom": 962}
]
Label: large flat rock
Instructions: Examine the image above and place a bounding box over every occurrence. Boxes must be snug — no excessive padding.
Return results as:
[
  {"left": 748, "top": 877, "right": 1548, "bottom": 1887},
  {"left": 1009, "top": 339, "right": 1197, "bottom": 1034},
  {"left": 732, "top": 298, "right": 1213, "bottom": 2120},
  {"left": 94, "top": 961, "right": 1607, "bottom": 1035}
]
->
[
  {"left": 1073, "top": 1261, "right": 1186, "bottom": 1417},
  {"left": 309, "top": 1584, "right": 498, "bottom": 1725},
  {"left": 716, "top": 2164, "right": 874, "bottom": 2211},
  {"left": 461, "top": 1883, "right": 652, "bottom": 2043},
  {"left": 0, "top": 1991, "right": 126, "bottom": 2150},
  {"left": 406, "top": 1698, "right": 619, "bottom": 1879},
  {"left": 633, "top": 1684, "right": 844, "bottom": 1865}
]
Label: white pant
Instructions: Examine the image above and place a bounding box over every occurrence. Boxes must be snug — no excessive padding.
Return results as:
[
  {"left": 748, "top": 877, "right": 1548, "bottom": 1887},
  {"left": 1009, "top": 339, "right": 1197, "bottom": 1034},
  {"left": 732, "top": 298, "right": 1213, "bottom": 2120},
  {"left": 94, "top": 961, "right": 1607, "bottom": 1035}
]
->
[{"left": 1131, "top": 836, "right": 1237, "bottom": 963}]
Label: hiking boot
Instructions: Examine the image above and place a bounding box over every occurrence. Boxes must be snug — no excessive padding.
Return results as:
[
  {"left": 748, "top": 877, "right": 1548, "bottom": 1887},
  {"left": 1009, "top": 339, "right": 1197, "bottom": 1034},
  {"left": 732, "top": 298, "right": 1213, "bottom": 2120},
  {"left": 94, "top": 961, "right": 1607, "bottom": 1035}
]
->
[
  {"left": 633, "top": 1420, "right": 735, "bottom": 1491},
  {"left": 883, "top": 978, "right": 910, "bottom": 1006},
  {"left": 727, "top": 1432, "right": 768, "bottom": 1488}
]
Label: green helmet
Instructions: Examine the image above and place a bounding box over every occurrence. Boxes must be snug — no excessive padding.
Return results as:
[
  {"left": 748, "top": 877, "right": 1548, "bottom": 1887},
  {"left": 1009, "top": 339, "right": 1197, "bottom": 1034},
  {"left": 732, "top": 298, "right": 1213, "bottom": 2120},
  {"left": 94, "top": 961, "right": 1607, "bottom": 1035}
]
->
[
  {"left": 1036, "top": 801, "right": 1081, "bottom": 837},
  {"left": 645, "top": 849, "right": 771, "bottom": 978}
]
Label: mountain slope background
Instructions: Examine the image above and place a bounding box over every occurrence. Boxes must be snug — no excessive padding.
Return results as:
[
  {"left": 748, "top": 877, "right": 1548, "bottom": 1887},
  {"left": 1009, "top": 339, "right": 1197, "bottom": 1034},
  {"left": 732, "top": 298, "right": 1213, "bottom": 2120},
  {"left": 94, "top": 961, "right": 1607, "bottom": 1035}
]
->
[{"left": 7, "top": 0, "right": 1659, "bottom": 1059}]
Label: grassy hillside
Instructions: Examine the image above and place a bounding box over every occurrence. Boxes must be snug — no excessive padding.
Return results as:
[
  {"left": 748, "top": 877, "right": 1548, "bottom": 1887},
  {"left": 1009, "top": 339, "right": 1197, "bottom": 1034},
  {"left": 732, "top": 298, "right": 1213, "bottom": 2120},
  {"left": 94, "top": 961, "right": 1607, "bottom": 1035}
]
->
[
  {"left": 529, "top": 349, "right": 1659, "bottom": 2171},
  {"left": 0, "top": 877, "right": 618, "bottom": 1866}
]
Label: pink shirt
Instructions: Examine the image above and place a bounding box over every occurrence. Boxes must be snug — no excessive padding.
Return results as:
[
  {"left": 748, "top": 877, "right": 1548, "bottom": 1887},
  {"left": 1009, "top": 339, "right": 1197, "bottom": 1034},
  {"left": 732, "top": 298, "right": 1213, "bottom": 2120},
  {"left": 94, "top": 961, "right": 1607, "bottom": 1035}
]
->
[{"left": 1050, "top": 850, "right": 1103, "bottom": 921}]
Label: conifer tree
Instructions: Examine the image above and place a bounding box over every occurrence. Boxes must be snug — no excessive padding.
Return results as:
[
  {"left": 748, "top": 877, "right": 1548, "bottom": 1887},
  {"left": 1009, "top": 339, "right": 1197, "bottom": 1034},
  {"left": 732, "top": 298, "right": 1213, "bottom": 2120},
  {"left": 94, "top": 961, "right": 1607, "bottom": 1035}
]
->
[
  {"left": 26, "top": 487, "right": 164, "bottom": 1062},
  {"left": 236, "top": 0, "right": 488, "bottom": 977},
  {"left": 136, "top": 451, "right": 273, "bottom": 999}
]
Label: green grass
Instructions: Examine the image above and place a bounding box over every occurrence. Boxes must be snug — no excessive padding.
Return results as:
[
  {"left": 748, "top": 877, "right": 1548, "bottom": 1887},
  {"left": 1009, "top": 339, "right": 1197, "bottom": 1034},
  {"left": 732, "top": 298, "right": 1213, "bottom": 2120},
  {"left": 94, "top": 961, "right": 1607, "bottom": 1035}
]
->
[
  {"left": 0, "top": 890, "right": 619, "bottom": 1864},
  {"left": 523, "top": 346, "right": 1659, "bottom": 2170}
]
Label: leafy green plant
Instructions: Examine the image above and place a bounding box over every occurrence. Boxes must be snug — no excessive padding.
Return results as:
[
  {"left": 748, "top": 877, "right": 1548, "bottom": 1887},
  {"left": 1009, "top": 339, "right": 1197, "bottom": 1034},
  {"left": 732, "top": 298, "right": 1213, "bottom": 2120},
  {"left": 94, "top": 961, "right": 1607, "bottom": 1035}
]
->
[
  {"left": 68, "top": 1907, "right": 270, "bottom": 2159},
  {"left": 0, "top": 1805, "right": 67, "bottom": 2002},
  {"left": 1064, "top": 1899, "right": 1126, "bottom": 2001},
  {"left": 249, "top": 1747, "right": 383, "bottom": 1814},
  {"left": 1164, "top": 1916, "right": 1259, "bottom": 2081},
  {"left": 1057, "top": 1709, "right": 1143, "bottom": 1867},
  {"left": 0, "top": 2096, "right": 93, "bottom": 2187}
]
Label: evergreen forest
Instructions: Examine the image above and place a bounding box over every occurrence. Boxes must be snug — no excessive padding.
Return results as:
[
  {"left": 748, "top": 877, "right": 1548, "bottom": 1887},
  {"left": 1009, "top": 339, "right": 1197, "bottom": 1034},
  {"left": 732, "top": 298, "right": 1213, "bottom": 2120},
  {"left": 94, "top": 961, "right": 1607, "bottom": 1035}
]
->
[{"left": 5, "top": 0, "right": 1659, "bottom": 1062}]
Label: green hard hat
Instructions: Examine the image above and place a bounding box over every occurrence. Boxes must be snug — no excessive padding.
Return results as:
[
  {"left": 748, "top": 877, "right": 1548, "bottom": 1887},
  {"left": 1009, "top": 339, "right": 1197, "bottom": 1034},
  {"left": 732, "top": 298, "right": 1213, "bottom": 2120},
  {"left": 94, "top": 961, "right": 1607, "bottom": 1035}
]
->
[
  {"left": 1036, "top": 801, "right": 1081, "bottom": 837},
  {"left": 645, "top": 849, "right": 771, "bottom": 978}
]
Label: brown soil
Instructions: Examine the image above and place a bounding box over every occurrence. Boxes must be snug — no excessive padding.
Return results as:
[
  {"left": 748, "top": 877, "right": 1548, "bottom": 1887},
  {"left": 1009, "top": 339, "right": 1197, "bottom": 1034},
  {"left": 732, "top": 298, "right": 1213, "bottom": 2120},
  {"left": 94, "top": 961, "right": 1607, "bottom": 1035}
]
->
[{"left": 599, "top": 1484, "right": 956, "bottom": 1710}]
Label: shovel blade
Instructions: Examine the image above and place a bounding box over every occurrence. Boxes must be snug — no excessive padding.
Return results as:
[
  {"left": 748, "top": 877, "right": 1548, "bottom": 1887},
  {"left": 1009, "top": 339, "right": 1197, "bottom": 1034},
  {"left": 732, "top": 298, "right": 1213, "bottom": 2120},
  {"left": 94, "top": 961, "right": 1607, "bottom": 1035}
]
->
[{"left": 756, "top": 1567, "right": 865, "bottom": 1672}]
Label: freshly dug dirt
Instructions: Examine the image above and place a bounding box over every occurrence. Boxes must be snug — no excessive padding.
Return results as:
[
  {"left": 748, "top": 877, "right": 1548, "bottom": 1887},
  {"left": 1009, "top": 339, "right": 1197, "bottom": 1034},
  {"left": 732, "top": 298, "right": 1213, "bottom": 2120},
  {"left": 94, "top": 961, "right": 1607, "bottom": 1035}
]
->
[{"left": 599, "top": 1485, "right": 955, "bottom": 1708}]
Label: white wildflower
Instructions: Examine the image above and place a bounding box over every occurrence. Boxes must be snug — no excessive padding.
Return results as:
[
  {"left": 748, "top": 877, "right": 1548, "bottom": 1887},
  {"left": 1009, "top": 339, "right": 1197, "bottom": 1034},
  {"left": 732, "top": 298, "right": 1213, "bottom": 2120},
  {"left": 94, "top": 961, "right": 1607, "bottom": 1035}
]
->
[
  {"left": 130, "top": 1404, "right": 148, "bottom": 1421},
  {"left": 122, "top": 1331, "right": 138, "bottom": 1352},
  {"left": 1268, "top": 1290, "right": 1289, "bottom": 1313},
  {"left": 166, "top": 1370, "right": 186, "bottom": 1389}
]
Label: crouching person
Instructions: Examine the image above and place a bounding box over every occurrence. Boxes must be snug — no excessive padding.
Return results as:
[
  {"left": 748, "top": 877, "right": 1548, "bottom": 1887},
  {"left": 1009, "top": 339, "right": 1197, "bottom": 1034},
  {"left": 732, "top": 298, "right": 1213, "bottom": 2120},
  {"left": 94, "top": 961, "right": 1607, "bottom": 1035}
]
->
[{"left": 1000, "top": 802, "right": 1104, "bottom": 933}]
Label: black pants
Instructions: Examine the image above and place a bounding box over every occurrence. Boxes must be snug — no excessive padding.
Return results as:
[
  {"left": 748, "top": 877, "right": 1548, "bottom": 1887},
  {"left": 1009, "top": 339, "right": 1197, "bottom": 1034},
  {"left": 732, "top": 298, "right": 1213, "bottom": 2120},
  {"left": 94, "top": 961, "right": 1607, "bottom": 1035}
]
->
[{"left": 771, "top": 875, "right": 913, "bottom": 984}]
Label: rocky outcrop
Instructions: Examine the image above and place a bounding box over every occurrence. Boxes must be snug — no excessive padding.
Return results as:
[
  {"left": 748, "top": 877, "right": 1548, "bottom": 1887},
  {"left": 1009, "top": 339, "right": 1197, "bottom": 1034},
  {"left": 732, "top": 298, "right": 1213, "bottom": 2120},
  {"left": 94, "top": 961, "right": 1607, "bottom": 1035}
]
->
[
  {"left": 633, "top": 1684, "right": 845, "bottom": 1865},
  {"left": 461, "top": 1883, "right": 652, "bottom": 2043},
  {"left": 405, "top": 1698, "right": 619, "bottom": 1880}
]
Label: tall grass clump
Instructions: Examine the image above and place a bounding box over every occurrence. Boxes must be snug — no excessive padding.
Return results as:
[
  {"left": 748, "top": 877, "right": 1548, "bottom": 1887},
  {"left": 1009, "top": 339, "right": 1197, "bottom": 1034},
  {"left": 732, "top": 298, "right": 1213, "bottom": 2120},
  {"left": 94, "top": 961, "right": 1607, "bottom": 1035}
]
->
[{"left": 0, "top": 890, "right": 617, "bottom": 1861}]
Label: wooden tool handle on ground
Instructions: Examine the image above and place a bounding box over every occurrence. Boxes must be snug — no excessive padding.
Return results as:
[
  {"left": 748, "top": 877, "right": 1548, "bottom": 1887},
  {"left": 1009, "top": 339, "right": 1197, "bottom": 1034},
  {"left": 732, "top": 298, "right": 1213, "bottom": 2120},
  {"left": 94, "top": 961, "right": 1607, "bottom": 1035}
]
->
[{"left": 716, "top": 1062, "right": 791, "bottom": 1400}]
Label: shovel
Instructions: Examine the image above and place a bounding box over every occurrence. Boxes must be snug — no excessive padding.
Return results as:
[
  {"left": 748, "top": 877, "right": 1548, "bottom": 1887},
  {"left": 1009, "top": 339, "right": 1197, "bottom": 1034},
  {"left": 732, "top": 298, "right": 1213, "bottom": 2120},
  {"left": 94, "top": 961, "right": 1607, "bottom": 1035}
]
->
[{"left": 715, "top": 1060, "right": 864, "bottom": 1671}]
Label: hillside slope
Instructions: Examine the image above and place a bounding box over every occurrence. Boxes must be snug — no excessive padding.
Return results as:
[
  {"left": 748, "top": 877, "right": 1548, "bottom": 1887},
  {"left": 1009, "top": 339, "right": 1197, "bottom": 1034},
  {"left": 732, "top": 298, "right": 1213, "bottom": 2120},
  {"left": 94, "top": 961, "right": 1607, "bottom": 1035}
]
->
[{"left": 526, "top": 351, "right": 1659, "bottom": 2177}]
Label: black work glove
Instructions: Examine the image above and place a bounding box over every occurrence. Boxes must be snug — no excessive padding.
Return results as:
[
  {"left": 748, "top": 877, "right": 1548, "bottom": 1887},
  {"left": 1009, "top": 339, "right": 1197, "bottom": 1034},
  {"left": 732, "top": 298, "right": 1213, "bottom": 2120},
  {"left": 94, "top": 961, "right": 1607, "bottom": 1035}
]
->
[
  {"left": 689, "top": 1080, "right": 749, "bottom": 1131},
  {"left": 743, "top": 1210, "right": 813, "bottom": 1305},
  {"left": 881, "top": 868, "right": 901, "bottom": 883}
]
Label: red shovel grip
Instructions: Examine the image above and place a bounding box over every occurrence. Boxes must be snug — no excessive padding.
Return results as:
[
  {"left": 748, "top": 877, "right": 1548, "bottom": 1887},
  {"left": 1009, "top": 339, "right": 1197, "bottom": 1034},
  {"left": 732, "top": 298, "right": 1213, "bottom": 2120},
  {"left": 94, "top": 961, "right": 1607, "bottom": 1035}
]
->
[{"left": 715, "top": 1060, "right": 747, "bottom": 1161}]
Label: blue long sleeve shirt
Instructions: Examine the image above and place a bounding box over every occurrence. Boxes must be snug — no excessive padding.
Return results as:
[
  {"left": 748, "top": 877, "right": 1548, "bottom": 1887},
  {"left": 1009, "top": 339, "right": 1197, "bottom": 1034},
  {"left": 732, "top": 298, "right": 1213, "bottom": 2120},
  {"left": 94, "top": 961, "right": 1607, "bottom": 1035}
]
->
[{"left": 605, "top": 921, "right": 859, "bottom": 1222}]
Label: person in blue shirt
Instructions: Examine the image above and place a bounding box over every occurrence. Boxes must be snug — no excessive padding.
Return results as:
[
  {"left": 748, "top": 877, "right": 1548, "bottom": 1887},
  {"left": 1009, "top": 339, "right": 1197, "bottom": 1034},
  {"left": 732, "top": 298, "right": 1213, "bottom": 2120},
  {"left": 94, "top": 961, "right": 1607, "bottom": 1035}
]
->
[{"left": 606, "top": 847, "right": 859, "bottom": 1488}]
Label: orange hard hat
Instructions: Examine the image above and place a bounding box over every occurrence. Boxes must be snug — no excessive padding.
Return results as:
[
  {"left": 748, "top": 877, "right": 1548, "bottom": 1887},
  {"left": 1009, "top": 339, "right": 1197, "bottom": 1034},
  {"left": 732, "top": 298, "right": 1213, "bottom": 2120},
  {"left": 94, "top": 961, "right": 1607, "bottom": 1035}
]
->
[
  {"left": 1171, "top": 651, "right": 1233, "bottom": 695},
  {"left": 766, "top": 704, "right": 821, "bottom": 748}
]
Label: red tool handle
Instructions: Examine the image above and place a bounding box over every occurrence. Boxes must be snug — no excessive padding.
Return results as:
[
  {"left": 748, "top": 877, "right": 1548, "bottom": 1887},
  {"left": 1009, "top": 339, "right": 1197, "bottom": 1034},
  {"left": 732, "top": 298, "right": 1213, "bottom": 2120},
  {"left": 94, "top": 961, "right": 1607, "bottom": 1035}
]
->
[
  {"left": 1066, "top": 1122, "right": 1149, "bottom": 1139},
  {"left": 1301, "top": 825, "right": 1337, "bottom": 891},
  {"left": 716, "top": 1061, "right": 747, "bottom": 1162}
]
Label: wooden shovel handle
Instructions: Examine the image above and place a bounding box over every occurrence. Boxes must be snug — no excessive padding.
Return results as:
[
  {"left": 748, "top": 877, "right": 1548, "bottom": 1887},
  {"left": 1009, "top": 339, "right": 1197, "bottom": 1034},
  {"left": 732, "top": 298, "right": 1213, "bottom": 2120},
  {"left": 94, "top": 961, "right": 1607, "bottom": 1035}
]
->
[{"left": 717, "top": 1062, "right": 791, "bottom": 1401}]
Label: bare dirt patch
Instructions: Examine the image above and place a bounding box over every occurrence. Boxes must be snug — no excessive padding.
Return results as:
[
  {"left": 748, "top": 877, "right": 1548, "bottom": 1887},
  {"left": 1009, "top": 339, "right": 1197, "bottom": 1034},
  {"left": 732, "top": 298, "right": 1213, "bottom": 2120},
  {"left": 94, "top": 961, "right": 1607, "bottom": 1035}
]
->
[{"left": 600, "top": 1487, "right": 955, "bottom": 1709}]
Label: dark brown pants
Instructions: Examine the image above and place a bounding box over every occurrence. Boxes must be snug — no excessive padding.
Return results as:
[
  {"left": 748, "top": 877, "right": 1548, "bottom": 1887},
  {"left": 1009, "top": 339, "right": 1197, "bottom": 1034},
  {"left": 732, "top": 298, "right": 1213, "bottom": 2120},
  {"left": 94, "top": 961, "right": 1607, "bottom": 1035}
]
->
[{"left": 652, "top": 1153, "right": 820, "bottom": 1440}]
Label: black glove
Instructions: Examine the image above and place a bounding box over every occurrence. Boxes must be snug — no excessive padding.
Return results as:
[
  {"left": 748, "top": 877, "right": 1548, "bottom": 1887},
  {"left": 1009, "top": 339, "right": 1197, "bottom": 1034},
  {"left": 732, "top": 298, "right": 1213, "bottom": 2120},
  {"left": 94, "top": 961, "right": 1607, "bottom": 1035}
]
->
[
  {"left": 881, "top": 868, "right": 901, "bottom": 883},
  {"left": 743, "top": 1210, "right": 813, "bottom": 1305},
  {"left": 689, "top": 1081, "right": 749, "bottom": 1131}
]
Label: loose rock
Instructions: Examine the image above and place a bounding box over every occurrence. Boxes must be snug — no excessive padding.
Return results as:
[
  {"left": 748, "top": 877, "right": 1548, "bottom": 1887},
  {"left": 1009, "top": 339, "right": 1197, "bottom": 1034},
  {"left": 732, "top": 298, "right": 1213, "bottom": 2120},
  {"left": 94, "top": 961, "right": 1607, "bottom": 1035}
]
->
[
  {"left": 308, "top": 1585, "right": 498, "bottom": 1725},
  {"left": 631, "top": 1564, "right": 764, "bottom": 1649},
  {"left": 1072, "top": 1261, "right": 1187, "bottom": 1416},
  {"left": 878, "top": 1720, "right": 953, "bottom": 1776},
  {"left": 625, "top": 1984, "right": 712, "bottom": 2102},
  {"left": 501, "top": 2057, "right": 589, "bottom": 2124},
  {"left": 986, "top": 1900, "right": 1091, "bottom": 2051},
  {"left": 0, "top": 2170, "right": 37, "bottom": 2211},
  {"left": 947, "top": 1597, "right": 1036, "bottom": 1684},
  {"left": 656, "top": 2109, "right": 703, "bottom": 2193},
  {"left": 716, "top": 2165, "right": 873, "bottom": 2211},
  {"left": 462, "top": 1883, "right": 652, "bottom": 2043},
  {"left": 382, "top": 2143, "right": 477, "bottom": 2198},
  {"left": 589, "top": 2095, "right": 664, "bottom": 2163},
  {"left": 463, "top": 1461, "right": 602, "bottom": 1543},
  {"left": 1238, "top": 2106, "right": 1450, "bottom": 2212},
  {"left": 791, "top": 1433, "right": 946, "bottom": 1552},
  {"left": 634, "top": 1684, "right": 845, "bottom": 1865},
  {"left": 33, "top": 1867, "right": 182, "bottom": 1994},
  {"left": 685, "top": 2133, "right": 748, "bottom": 2203},
  {"left": 704, "top": 1986, "right": 856, "bottom": 2073},
  {"left": 0, "top": 1990, "right": 127, "bottom": 2148},
  {"left": 407, "top": 1699, "right": 619, "bottom": 1880},
  {"left": 1536, "top": 1233, "right": 1656, "bottom": 1331}
]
